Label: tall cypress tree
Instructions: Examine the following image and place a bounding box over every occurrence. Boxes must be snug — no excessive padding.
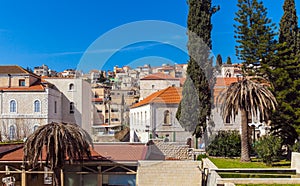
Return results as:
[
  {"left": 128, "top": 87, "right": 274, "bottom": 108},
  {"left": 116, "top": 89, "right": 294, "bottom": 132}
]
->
[
  {"left": 271, "top": 0, "right": 300, "bottom": 146},
  {"left": 226, "top": 56, "right": 232, "bottom": 65},
  {"left": 216, "top": 54, "right": 223, "bottom": 73},
  {"left": 234, "top": 0, "right": 277, "bottom": 76},
  {"left": 176, "top": 0, "right": 218, "bottom": 138}
]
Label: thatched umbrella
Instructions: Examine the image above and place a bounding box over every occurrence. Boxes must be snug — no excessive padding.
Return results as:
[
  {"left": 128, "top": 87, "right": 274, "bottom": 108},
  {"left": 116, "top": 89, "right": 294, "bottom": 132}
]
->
[{"left": 23, "top": 122, "right": 93, "bottom": 185}]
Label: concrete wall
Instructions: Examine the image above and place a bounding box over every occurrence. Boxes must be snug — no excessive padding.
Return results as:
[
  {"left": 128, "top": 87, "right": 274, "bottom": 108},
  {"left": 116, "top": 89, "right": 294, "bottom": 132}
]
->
[{"left": 292, "top": 152, "right": 300, "bottom": 173}]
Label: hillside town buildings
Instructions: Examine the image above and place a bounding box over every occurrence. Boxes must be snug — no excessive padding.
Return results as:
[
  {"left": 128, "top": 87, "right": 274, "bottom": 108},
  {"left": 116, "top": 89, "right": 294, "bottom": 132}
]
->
[{"left": 0, "top": 62, "right": 266, "bottom": 145}]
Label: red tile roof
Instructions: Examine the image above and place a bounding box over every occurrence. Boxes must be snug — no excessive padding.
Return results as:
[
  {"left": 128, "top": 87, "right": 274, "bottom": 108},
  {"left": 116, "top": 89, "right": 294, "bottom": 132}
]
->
[
  {"left": 0, "top": 65, "right": 30, "bottom": 74},
  {"left": 131, "top": 86, "right": 182, "bottom": 108},
  {"left": 93, "top": 144, "right": 147, "bottom": 161},
  {"left": 92, "top": 98, "right": 103, "bottom": 102},
  {"left": 0, "top": 65, "right": 40, "bottom": 78},
  {"left": 215, "top": 77, "right": 239, "bottom": 87},
  {"left": 0, "top": 145, "right": 104, "bottom": 161},
  {"left": 214, "top": 77, "right": 239, "bottom": 104},
  {"left": 140, "top": 73, "right": 178, "bottom": 80},
  {"left": 0, "top": 84, "right": 45, "bottom": 92}
]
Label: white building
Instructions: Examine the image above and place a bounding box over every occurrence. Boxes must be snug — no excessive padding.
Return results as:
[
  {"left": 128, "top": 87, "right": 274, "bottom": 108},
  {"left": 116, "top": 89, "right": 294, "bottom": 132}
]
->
[
  {"left": 33, "top": 64, "right": 49, "bottom": 76},
  {"left": 130, "top": 86, "right": 192, "bottom": 143},
  {"left": 43, "top": 77, "right": 92, "bottom": 134},
  {"left": 0, "top": 65, "right": 62, "bottom": 141},
  {"left": 139, "top": 73, "right": 180, "bottom": 100}
]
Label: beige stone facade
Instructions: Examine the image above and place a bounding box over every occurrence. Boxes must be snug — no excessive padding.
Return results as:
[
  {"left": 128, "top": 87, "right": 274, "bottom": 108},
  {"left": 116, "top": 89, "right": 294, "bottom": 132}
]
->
[
  {"left": 0, "top": 66, "right": 63, "bottom": 141},
  {"left": 43, "top": 77, "right": 92, "bottom": 134}
]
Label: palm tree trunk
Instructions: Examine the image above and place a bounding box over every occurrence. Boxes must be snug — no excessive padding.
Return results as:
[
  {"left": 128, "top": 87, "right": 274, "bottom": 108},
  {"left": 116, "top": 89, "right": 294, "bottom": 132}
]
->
[
  {"left": 53, "top": 167, "right": 61, "bottom": 186},
  {"left": 241, "top": 108, "right": 251, "bottom": 162}
]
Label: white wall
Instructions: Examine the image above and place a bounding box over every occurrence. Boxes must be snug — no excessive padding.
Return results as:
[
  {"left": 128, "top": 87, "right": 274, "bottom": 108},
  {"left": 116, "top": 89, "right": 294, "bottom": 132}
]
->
[
  {"left": 130, "top": 104, "right": 151, "bottom": 142},
  {"left": 139, "top": 79, "right": 180, "bottom": 100},
  {"left": 44, "top": 78, "right": 92, "bottom": 135}
]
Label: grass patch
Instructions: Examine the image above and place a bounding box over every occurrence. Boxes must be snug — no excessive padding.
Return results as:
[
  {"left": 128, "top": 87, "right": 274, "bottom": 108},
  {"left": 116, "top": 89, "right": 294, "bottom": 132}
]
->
[{"left": 209, "top": 157, "right": 291, "bottom": 168}]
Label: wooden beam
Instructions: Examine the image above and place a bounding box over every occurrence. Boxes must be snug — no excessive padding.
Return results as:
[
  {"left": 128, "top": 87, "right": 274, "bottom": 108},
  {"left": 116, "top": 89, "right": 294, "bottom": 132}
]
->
[{"left": 21, "top": 168, "right": 26, "bottom": 186}]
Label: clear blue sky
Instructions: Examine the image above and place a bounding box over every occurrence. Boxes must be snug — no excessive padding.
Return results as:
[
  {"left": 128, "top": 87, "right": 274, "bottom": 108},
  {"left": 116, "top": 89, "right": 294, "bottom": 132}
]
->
[{"left": 0, "top": 0, "right": 296, "bottom": 72}]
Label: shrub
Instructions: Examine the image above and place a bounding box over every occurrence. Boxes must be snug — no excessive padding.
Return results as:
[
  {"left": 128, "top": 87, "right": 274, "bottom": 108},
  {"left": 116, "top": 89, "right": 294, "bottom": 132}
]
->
[
  {"left": 207, "top": 130, "right": 241, "bottom": 157},
  {"left": 292, "top": 141, "right": 300, "bottom": 152},
  {"left": 254, "top": 135, "right": 283, "bottom": 166},
  {"left": 197, "top": 153, "right": 207, "bottom": 161}
]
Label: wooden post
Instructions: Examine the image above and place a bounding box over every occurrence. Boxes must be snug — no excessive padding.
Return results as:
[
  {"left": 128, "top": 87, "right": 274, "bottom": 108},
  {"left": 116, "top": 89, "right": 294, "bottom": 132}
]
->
[
  {"left": 60, "top": 169, "right": 64, "bottom": 186},
  {"left": 21, "top": 167, "right": 26, "bottom": 186},
  {"left": 97, "top": 166, "right": 102, "bottom": 186}
]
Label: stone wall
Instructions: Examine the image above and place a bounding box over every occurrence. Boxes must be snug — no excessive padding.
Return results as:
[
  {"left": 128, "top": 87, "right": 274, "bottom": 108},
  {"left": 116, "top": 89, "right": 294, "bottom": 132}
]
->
[
  {"left": 151, "top": 140, "right": 190, "bottom": 160},
  {"left": 137, "top": 161, "right": 202, "bottom": 186},
  {"left": 292, "top": 152, "right": 300, "bottom": 173}
]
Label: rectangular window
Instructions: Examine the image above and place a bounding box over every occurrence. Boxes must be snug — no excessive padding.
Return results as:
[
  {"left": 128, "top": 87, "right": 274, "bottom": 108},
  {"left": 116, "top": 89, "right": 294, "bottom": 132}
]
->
[
  {"left": 111, "top": 118, "right": 119, "bottom": 122},
  {"left": 19, "top": 79, "right": 25, "bottom": 86},
  {"left": 111, "top": 108, "right": 119, "bottom": 112},
  {"left": 127, "top": 91, "right": 134, "bottom": 96},
  {"left": 70, "top": 102, "right": 74, "bottom": 114},
  {"left": 54, "top": 101, "right": 57, "bottom": 113},
  {"left": 97, "top": 109, "right": 102, "bottom": 113}
]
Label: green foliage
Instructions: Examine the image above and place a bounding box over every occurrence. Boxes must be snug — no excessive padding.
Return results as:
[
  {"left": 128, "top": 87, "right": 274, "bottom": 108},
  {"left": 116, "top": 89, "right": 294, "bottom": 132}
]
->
[
  {"left": 234, "top": 0, "right": 277, "bottom": 76},
  {"left": 254, "top": 135, "right": 283, "bottom": 166},
  {"left": 226, "top": 56, "right": 232, "bottom": 64},
  {"left": 98, "top": 71, "right": 107, "bottom": 83},
  {"left": 215, "top": 54, "right": 222, "bottom": 72},
  {"left": 216, "top": 54, "right": 222, "bottom": 66},
  {"left": 177, "top": 0, "right": 218, "bottom": 137},
  {"left": 197, "top": 153, "right": 207, "bottom": 161},
  {"left": 279, "top": 0, "right": 298, "bottom": 56},
  {"left": 292, "top": 141, "right": 300, "bottom": 152},
  {"left": 270, "top": 0, "right": 300, "bottom": 145},
  {"left": 207, "top": 130, "right": 241, "bottom": 157}
]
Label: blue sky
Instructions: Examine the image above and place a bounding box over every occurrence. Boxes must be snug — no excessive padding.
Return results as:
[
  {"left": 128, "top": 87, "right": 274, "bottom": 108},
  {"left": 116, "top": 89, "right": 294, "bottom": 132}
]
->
[{"left": 0, "top": 0, "right": 296, "bottom": 72}]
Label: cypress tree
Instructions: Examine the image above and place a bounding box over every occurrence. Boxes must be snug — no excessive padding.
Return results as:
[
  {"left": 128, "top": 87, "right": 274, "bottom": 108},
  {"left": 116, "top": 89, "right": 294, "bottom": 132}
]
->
[
  {"left": 176, "top": 0, "right": 218, "bottom": 138},
  {"left": 226, "top": 56, "right": 232, "bottom": 65},
  {"left": 216, "top": 54, "right": 223, "bottom": 73},
  {"left": 234, "top": 0, "right": 277, "bottom": 76}
]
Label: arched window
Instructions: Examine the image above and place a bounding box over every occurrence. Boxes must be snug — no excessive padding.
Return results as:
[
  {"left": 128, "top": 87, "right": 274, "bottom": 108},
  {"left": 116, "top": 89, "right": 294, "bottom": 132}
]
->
[
  {"left": 10, "top": 100, "right": 16, "bottom": 113},
  {"left": 9, "top": 125, "right": 15, "bottom": 140},
  {"left": 33, "top": 125, "right": 39, "bottom": 131},
  {"left": 70, "top": 102, "right": 74, "bottom": 114},
  {"left": 164, "top": 110, "right": 171, "bottom": 125},
  {"left": 69, "top": 83, "right": 74, "bottom": 91},
  {"left": 34, "top": 100, "right": 40, "bottom": 112}
]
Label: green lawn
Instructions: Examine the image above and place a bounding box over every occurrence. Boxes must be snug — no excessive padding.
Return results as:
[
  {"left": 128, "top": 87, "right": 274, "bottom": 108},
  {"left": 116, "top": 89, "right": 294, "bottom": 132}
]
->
[{"left": 209, "top": 157, "right": 291, "bottom": 168}]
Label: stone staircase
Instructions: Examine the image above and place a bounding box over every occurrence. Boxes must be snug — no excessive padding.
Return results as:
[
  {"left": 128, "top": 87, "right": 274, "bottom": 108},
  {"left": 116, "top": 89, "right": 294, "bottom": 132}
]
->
[{"left": 136, "top": 161, "right": 202, "bottom": 186}]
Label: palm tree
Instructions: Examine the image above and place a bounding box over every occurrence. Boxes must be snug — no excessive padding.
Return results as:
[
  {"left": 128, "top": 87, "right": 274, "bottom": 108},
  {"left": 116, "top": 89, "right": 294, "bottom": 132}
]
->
[
  {"left": 220, "top": 78, "right": 277, "bottom": 162},
  {"left": 23, "top": 122, "right": 93, "bottom": 186}
]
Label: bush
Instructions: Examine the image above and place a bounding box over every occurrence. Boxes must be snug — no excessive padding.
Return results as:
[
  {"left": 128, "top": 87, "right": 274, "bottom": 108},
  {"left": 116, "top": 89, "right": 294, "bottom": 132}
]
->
[
  {"left": 254, "top": 135, "right": 283, "bottom": 166},
  {"left": 197, "top": 153, "right": 207, "bottom": 161},
  {"left": 292, "top": 141, "right": 300, "bottom": 152},
  {"left": 207, "top": 130, "right": 241, "bottom": 157}
]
